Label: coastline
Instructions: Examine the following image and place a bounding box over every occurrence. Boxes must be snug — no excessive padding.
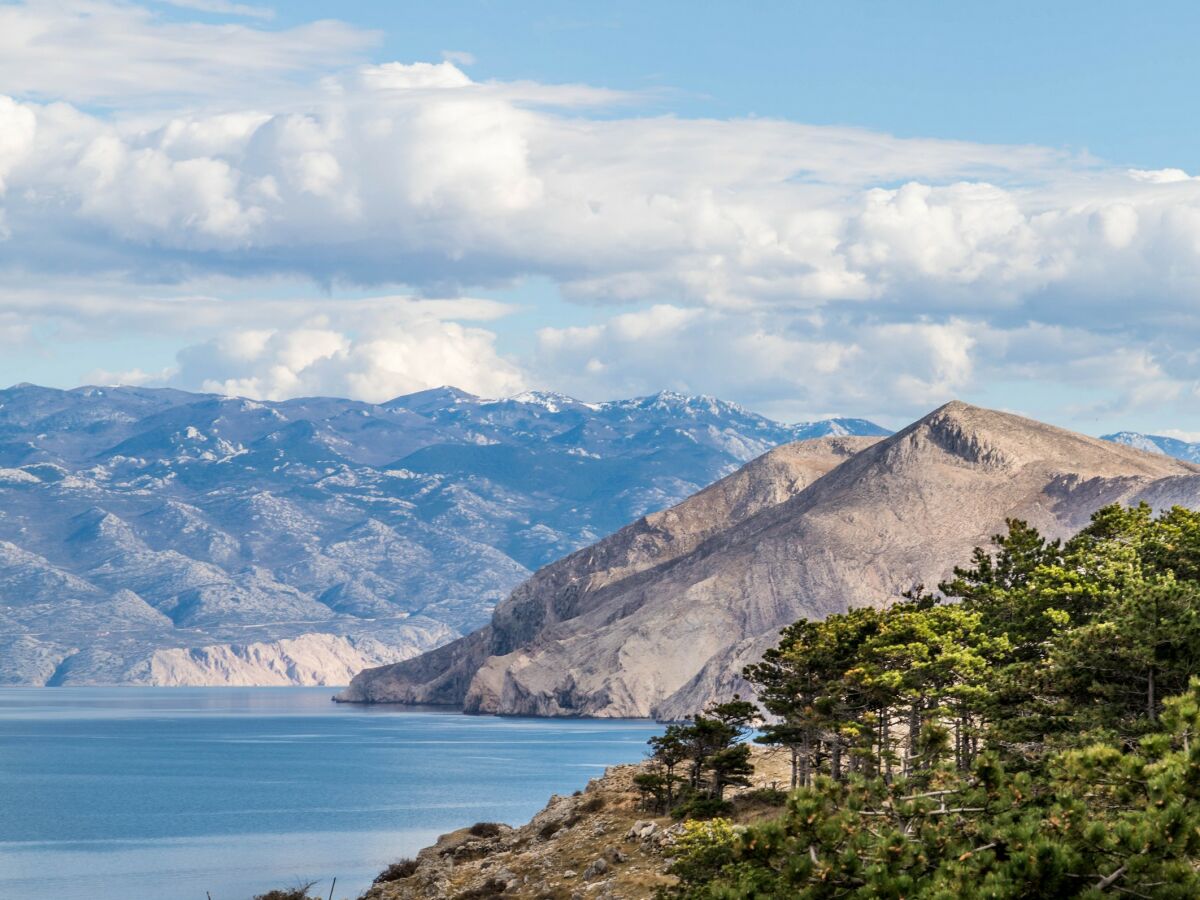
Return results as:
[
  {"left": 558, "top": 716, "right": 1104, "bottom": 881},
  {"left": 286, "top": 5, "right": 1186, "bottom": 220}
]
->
[{"left": 362, "top": 747, "right": 791, "bottom": 900}]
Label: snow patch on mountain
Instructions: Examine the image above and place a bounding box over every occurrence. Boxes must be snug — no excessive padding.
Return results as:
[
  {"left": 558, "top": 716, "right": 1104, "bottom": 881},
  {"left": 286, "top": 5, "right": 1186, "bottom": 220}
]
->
[{"left": 0, "top": 383, "right": 888, "bottom": 685}]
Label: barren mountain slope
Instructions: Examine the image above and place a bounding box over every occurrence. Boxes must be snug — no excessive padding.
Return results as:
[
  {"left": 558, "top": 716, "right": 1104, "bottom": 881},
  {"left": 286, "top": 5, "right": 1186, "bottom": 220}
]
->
[
  {"left": 336, "top": 436, "right": 880, "bottom": 705},
  {"left": 0, "top": 383, "right": 885, "bottom": 685},
  {"left": 342, "top": 402, "right": 1200, "bottom": 719}
]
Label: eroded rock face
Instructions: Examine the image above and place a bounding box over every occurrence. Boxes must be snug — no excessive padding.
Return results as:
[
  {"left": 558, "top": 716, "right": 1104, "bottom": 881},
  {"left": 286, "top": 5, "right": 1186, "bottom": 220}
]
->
[
  {"left": 0, "top": 383, "right": 887, "bottom": 685},
  {"left": 343, "top": 402, "right": 1200, "bottom": 719},
  {"left": 338, "top": 437, "right": 880, "bottom": 705},
  {"left": 137, "top": 631, "right": 450, "bottom": 687}
]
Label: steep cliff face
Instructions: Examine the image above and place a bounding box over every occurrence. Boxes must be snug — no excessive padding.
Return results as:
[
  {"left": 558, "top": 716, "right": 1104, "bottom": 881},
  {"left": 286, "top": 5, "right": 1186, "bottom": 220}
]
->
[
  {"left": 341, "top": 403, "right": 1200, "bottom": 719},
  {"left": 137, "top": 632, "right": 445, "bottom": 687},
  {"left": 336, "top": 436, "right": 879, "bottom": 705}
]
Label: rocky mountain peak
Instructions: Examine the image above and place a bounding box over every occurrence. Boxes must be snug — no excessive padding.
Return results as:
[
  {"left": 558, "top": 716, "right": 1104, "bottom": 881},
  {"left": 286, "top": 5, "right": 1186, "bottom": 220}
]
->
[
  {"left": 0, "top": 383, "right": 887, "bottom": 686},
  {"left": 341, "top": 401, "right": 1200, "bottom": 719}
]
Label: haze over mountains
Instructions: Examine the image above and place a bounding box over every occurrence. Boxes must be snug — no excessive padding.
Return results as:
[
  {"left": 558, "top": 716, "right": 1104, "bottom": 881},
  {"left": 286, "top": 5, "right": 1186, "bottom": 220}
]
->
[
  {"left": 341, "top": 402, "right": 1200, "bottom": 719},
  {"left": 0, "top": 382, "right": 886, "bottom": 686},
  {"left": 1103, "top": 430, "right": 1200, "bottom": 463}
]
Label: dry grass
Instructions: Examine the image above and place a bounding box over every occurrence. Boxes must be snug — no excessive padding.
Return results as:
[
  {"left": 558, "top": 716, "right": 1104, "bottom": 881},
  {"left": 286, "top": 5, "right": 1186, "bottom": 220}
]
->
[{"left": 364, "top": 746, "right": 794, "bottom": 899}]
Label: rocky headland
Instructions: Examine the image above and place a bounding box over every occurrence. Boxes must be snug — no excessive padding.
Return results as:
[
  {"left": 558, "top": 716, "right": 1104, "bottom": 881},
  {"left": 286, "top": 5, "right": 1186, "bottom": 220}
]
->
[
  {"left": 341, "top": 401, "right": 1200, "bottom": 719},
  {"left": 362, "top": 746, "right": 791, "bottom": 900}
]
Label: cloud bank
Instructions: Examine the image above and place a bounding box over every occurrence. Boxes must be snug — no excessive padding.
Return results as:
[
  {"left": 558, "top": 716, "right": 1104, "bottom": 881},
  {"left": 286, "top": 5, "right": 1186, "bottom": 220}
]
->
[{"left": 1, "top": 1, "right": 1200, "bottom": 427}]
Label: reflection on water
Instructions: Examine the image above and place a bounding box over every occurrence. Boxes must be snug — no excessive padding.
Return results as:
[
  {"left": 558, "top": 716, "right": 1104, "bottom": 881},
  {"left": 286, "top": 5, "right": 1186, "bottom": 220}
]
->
[{"left": 0, "top": 687, "right": 660, "bottom": 900}]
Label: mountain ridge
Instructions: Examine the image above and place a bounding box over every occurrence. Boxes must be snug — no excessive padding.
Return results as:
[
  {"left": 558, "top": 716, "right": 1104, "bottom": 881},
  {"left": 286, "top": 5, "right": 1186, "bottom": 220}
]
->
[
  {"left": 340, "top": 401, "right": 1200, "bottom": 718},
  {"left": 0, "top": 383, "right": 885, "bottom": 685}
]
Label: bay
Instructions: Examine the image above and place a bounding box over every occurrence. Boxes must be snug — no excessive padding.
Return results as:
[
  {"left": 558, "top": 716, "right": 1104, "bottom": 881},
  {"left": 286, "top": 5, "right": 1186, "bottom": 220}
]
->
[{"left": 0, "top": 687, "right": 661, "bottom": 900}]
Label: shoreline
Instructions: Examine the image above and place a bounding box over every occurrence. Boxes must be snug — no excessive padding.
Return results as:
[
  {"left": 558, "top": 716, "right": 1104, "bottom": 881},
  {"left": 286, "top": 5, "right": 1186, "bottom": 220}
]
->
[{"left": 362, "top": 747, "right": 791, "bottom": 899}]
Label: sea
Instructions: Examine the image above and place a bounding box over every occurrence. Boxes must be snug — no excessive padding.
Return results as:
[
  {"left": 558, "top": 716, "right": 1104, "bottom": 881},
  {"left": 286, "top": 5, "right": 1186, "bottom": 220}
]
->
[{"left": 0, "top": 687, "right": 662, "bottom": 900}]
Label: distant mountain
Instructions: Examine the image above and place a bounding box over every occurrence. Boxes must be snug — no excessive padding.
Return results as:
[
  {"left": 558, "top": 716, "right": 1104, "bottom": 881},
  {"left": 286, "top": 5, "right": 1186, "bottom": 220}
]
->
[
  {"left": 1103, "top": 431, "right": 1200, "bottom": 463},
  {"left": 341, "top": 402, "right": 1200, "bottom": 718},
  {"left": 0, "top": 383, "right": 888, "bottom": 685}
]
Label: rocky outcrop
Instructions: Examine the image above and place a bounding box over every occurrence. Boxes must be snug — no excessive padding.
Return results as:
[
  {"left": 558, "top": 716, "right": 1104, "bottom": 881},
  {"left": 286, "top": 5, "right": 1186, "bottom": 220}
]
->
[
  {"left": 361, "top": 746, "right": 795, "bottom": 900},
  {"left": 337, "top": 437, "right": 880, "bottom": 706},
  {"left": 136, "top": 631, "right": 451, "bottom": 687},
  {"left": 342, "top": 402, "right": 1200, "bottom": 719}
]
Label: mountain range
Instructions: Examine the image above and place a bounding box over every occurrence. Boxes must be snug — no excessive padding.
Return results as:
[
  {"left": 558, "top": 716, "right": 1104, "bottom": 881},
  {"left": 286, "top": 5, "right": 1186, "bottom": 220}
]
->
[
  {"left": 340, "top": 402, "right": 1200, "bottom": 718},
  {"left": 1102, "top": 430, "right": 1200, "bottom": 463},
  {"left": 0, "top": 383, "right": 886, "bottom": 685}
]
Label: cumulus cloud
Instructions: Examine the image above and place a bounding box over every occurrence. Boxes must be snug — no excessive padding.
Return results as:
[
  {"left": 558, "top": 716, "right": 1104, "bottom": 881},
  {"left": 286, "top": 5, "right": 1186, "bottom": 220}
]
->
[
  {"left": 2, "top": 62, "right": 1199, "bottom": 323},
  {"left": 170, "top": 301, "right": 525, "bottom": 402},
  {"left": 533, "top": 305, "right": 1200, "bottom": 426},
  {"left": 535, "top": 306, "right": 980, "bottom": 419},
  {"left": 4, "top": 1, "right": 1200, "bottom": 427}
]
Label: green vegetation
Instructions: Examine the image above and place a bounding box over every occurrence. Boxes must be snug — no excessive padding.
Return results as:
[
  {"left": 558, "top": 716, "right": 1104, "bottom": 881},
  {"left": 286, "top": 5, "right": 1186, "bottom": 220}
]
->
[
  {"left": 252, "top": 884, "right": 320, "bottom": 900},
  {"left": 636, "top": 698, "right": 759, "bottom": 818},
  {"left": 661, "top": 503, "right": 1200, "bottom": 898},
  {"left": 372, "top": 858, "right": 419, "bottom": 883}
]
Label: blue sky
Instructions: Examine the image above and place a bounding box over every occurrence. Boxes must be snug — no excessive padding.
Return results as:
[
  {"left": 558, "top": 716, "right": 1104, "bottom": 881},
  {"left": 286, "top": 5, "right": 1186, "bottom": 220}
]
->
[
  {"left": 2, "top": 1, "right": 1200, "bottom": 435},
  {"left": 256, "top": 0, "right": 1200, "bottom": 169}
]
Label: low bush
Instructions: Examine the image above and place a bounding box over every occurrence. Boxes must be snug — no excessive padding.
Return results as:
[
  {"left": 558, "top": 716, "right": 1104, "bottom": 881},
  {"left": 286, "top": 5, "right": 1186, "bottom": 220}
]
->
[
  {"left": 252, "top": 882, "right": 318, "bottom": 900},
  {"left": 736, "top": 787, "right": 787, "bottom": 807},
  {"left": 373, "top": 857, "right": 419, "bottom": 883},
  {"left": 671, "top": 795, "right": 733, "bottom": 820},
  {"left": 577, "top": 794, "right": 605, "bottom": 813}
]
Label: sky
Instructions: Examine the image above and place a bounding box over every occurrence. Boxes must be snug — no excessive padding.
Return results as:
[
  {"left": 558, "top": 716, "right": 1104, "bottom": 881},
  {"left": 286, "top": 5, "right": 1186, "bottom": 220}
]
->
[{"left": 3, "top": 2, "right": 1200, "bottom": 434}]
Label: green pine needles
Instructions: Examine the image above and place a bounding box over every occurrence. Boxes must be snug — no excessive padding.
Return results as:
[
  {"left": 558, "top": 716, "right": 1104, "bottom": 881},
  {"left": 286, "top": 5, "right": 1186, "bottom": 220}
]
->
[{"left": 659, "top": 503, "right": 1200, "bottom": 898}]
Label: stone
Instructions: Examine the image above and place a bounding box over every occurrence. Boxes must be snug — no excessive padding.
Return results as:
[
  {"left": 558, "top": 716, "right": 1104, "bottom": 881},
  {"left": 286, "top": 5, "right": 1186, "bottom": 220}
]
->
[
  {"left": 346, "top": 403, "right": 1200, "bottom": 719},
  {"left": 582, "top": 857, "right": 609, "bottom": 879}
]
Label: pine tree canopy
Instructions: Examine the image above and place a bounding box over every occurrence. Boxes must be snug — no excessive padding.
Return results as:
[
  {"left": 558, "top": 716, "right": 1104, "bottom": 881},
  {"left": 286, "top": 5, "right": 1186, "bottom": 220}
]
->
[{"left": 658, "top": 504, "right": 1200, "bottom": 899}]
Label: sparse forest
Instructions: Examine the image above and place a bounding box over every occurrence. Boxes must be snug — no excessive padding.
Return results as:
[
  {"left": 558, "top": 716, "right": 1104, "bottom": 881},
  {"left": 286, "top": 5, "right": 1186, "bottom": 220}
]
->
[{"left": 657, "top": 503, "right": 1200, "bottom": 898}]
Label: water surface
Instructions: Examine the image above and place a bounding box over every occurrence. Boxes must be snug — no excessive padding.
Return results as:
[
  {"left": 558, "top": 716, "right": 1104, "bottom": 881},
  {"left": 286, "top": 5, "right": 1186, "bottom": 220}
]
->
[{"left": 0, "top": 687, "right": 661, "bottom": 900}]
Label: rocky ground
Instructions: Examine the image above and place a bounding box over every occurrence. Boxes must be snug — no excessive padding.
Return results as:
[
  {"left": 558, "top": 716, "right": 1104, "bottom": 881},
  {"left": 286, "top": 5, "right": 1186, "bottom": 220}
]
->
[{"left": 361, "top": 748, "right": 792, "bottom": 900}]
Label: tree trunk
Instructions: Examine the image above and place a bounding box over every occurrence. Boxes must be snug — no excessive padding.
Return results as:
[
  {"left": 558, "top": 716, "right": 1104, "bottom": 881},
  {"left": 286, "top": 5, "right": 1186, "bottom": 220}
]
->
[
  {"left": 881, "top": 707, "right": 891, "bottom": 782},
  {"left": 955, "top": 714, "right": 963, "bottom": 770},
  {"left": 1148, "top": 665, "right": 1157, "bottom": 724},
  {"left": 907, "top": 702, "right": 920, "bottom": 776}
]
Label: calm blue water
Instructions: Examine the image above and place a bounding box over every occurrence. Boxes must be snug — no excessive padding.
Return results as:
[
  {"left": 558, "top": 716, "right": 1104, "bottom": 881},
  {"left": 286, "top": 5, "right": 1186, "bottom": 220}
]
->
[{"left": 0, "top": 688, "right": 661, "bottom": 900}]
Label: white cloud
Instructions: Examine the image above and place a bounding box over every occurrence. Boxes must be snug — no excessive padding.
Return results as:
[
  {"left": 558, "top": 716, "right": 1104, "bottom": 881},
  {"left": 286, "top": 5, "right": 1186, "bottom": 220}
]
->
[
  {"left": 157, "top": 1, "right": 275, "bottom": 20},
  {"left": 5, "top": 2, "right": 1200, "bottom": 426},
  {"left": 0, "top": 96, "right": 36, "bottom": 194},
  {"left": 0, "top": 1, "right": 375, "bottom": 104},
  {"left": 533, "top": 305, "right": 1200, "bottom": 426},
  {"left": 441, "top": 50, "right": 476, "bottom": 67},
  {"left": 170, "top": 302, "right": 525, "bottom": 402},
  {"left": 534, "top": 306, "right": 978, "bottom": 418},
  {"left": 2, "top": 67, "right": 1198, "bottom": 325},
  {"left": 1157, "top": 429, "right": 1200, "bottom": 443}
]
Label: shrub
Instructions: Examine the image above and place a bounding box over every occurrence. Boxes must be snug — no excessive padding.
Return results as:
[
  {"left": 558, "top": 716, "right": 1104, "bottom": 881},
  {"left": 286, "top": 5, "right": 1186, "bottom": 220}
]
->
[
  {"left": 252, "top": 883, "right": 318, "bottom": 900},
  {"left": 667, "top": 818, "right": 739, "bottom": 886},
  {"left": 577, "top": 794, "right": 605, "bottom": 813},
  {"left": 737, "top": 787, "right": 787, "bottom": 807},
  {"left": 672, "top": 795, "right": 733, "bottom": 820},
  {"left": 467, "top": 821, "right": 504, "bottom": 838},
  {"left": 373, "top": 857, "right": 419, "bottom": 883}
]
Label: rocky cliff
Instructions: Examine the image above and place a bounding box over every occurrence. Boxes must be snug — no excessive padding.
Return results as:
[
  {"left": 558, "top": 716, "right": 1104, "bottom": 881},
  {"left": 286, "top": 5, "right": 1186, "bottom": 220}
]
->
[
  {"left": 361, "top": 746, "right": 794, "bottom": 900},
  {"left": 337, "top": 436, "right": 880, "bottom": 707},
  {"left": 340, "top": 402, "right": 1200, "bottom": 718}
]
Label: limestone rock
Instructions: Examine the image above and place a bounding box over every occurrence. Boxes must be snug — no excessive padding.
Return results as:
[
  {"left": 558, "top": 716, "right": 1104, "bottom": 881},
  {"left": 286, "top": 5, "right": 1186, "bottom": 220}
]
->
[
  {"left": 344, "top": 402, "right": 1200, "bottom": 718},
  {"left": 337, "top": 436, "right": 878, "bottom": 706}
]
